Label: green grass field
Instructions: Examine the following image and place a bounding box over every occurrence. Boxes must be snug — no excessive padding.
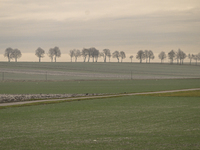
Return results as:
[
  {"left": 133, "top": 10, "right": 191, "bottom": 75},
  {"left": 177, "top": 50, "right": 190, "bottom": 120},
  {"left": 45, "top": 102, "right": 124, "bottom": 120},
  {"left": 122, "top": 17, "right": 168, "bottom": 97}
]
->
[
  {"left": 0, "top": 95, "right": 200, "bottom": 149},
  {"left": 0, "top": 79, "right": 200, "bottom": 94},
  {"left": 0, "top": 62, "right": 200, "bottom": 149}
]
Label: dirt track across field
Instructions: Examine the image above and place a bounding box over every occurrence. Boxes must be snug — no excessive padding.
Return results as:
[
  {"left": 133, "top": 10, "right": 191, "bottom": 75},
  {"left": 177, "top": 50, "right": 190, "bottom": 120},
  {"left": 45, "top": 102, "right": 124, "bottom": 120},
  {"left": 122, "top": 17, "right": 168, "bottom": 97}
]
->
[{"left": 0, "top": 88, "right": 199, "bottom": 107}]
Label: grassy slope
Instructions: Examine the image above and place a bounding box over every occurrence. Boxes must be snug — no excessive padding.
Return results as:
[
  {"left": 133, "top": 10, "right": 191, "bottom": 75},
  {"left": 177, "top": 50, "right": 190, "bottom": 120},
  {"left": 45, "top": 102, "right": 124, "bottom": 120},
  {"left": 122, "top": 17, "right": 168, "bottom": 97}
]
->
[
  {"left": 0, "top": 79, "right": 200, "bottom": 94},
  {"left": 0, "top": 96, "right": 199, "bottom": 150}
]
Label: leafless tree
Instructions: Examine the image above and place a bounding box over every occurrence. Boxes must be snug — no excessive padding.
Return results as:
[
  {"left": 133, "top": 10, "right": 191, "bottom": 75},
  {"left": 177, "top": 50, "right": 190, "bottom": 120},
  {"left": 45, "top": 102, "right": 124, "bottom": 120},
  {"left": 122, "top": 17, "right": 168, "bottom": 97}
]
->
[
  {"left": 74, "top": 49, "right": 81, "bottom": 62},
  {"left": 107, "top": 53, "right": 111, "bottom": 62},
  {"left": 174, "top": 49, "right": 186, "bottom": 65},
  {"left": 81, "top": 47, "right": 99, "bottom": 62},
  {"left": 112, "top": 51, "right": 120, "bottom": 62},
  {"left": 193, "top": 54, "right": 198, "bottom": 65},
  {"left": 148, "top": 50, "right": 155, "bottom": 63},
  {"left": 158, "top": 51, "right": 166, "bottom": 63},
  {"left": 4, "top": 47, "right": 13, "bottom": 62},
  {"left": 120, "top": 51, "right": 126, "bottom": 62},
  {"left": 87, "top": 48, "right": 93, "bottom": 62},
  {"left": 10, "top": 49, "right": 22, "bottom": 62},
  {"left": 175, "top": 51, "right": 180, "bottom": 64},
  {"left": 35, "top": 47, "right": 45, "bottom": 62},
  {"left": 168, "top": 50, "right": 175, "bottom": 64},
  {"left": 48, "top": 48, "right": 54, "bottom": 62},
  {"left": 69, "top": 50, "right": 75, "bottom": 62},
  {"left": 179, "top": 49, "right": 187, "bottom": 65},
  {"left": 136, "top": 50, "right": 145, "bottom": 63},
  {"left": 90, "top": 47, "right": 97, "bottom": 62},
  {"left": 192, "top": 53, "right": 200, "bottom": 65},
  {"left": 103, "top": 49, "right": 111, "bottom": 62},
  {"left": 94, "top": 49, "right": 100, "bottom": 62},
  {"left": 144, "top": 50, "right": 149, "bottom": 63},
  {"left": 175, "top": 49, "right": 181, "bottom": 64},
  {"left": 81, "top": 48, "right": 88, "bottom": 62},
  {"left": 53, "top": 47, "right": 61, "bottom": 62},
  {"left": 48, "top": 46, "right": 61, "bottom": 62},
  {"left": 188, "top": 54, "right": 193, "bottom": 65},
  {"left": 129, "top": 55, "right": 133, "bottom": 63}
]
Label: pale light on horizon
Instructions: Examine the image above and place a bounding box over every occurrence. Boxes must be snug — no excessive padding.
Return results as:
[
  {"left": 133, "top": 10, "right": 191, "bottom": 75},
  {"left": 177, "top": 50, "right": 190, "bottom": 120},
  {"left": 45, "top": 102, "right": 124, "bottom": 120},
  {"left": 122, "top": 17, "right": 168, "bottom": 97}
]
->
[{"left": 0, "top": 0, "right": 200, "bottom": 60}]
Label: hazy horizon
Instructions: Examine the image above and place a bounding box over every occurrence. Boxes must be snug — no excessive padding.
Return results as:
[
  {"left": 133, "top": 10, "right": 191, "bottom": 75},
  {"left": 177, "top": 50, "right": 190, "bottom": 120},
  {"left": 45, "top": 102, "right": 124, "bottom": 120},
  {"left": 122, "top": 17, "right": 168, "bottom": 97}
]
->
[
  {"left": 0, "top": 51, "right": 198, "bottom": 63},
  {"left": 1, "top": 0, "right": 200, "bottom": 62}
]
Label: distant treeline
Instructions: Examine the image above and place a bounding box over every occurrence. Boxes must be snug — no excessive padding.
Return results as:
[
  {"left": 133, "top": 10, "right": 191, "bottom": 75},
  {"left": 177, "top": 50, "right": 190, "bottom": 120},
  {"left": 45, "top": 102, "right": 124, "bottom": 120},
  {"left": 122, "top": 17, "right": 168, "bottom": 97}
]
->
[{"left": 3, "top": 47, "right": 200, "bottom": 65}]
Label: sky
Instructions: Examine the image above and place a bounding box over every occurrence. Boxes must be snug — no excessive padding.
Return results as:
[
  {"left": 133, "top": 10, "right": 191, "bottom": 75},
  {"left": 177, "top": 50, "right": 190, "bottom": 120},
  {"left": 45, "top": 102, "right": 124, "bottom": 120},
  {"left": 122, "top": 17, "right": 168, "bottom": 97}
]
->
[{"left": 0, "top": 0, "right": 200, "bottom": 62}]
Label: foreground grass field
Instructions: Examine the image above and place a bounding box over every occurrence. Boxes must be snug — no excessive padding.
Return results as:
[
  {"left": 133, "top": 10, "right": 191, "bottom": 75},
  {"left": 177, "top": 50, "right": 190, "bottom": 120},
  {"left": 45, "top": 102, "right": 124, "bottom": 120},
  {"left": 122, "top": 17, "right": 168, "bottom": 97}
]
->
[
  {"left": 0, "top": 62, "right": 200, "bottom": 149},
  {"left": 0, "top": 79, "right": 200, "bottom": 94},
  {"left": 0, "top": 95, "right": 199, "bottom": 149}
]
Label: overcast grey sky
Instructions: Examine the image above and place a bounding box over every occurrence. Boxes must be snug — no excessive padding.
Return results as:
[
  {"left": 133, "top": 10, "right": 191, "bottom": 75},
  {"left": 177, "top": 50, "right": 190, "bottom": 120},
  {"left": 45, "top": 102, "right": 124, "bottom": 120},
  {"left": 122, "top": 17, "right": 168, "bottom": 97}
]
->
[{"left": 0, "top": 0, "right": 200, "bottom": 61}]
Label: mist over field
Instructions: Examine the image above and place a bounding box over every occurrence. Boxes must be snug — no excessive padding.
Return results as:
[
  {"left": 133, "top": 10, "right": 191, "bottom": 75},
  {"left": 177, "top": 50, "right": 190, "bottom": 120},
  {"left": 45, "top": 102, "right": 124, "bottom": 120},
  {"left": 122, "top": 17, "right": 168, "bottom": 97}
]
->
[{"left": 1, "top": 0, "right": 200, "bottom": 62}]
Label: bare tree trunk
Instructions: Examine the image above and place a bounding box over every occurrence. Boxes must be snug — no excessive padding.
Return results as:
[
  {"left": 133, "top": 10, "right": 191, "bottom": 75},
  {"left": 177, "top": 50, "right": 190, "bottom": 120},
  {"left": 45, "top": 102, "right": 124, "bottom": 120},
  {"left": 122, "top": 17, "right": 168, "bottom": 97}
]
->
[
  {"left": 179, "top": 59, "right": 181, "bottom": 65},
  {"left": 55, "top": 56, "right": 56, "bottom": 62},
  {"left": 39, "top": 57, "right": 41, "bottom": 62}
]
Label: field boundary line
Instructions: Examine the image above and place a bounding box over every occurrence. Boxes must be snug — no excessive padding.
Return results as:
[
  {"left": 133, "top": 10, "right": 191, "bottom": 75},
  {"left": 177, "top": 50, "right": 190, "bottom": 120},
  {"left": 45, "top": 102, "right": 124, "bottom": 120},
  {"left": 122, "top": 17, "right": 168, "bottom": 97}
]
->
[{"left": 0, "top": 88, "right": 200, "bottom": 107}]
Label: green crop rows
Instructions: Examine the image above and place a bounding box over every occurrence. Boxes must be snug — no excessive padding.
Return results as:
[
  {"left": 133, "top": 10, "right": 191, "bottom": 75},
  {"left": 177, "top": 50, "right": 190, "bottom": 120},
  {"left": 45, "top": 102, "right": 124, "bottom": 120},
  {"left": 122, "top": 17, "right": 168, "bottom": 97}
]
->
[
  {"left": 0, "top": 62, "right": 200, "bottom": 149},
  {"left": 0, "top": 79, "right": 200, "bottom": 94},
  {"left": 0, "top": 95, "right": 200, "bottom": 149}
]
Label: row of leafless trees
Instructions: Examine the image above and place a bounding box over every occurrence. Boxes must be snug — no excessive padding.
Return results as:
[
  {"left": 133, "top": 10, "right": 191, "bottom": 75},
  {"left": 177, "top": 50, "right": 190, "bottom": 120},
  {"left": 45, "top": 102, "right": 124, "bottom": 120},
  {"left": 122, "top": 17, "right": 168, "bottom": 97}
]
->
[
  {"left": 3, "top": 47, "right": 200, "bottom": 64},
  {"left": 4, "top": 47, "right": 22, "bottom": 62},
  {"left": 69, "top": 48, "right": 126, "bottom": 63},
  {"left": 135, "top": 50, "right": 155, "bottom": 63},
  {"left": 158, "top": 49, "right": 200, "bottom": 65},
  {"left": 35, "top": 47, "right": 61, "bottom": 62},
  {"left": 35, "top": 47, "right": 126, "bottom": 63}
]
